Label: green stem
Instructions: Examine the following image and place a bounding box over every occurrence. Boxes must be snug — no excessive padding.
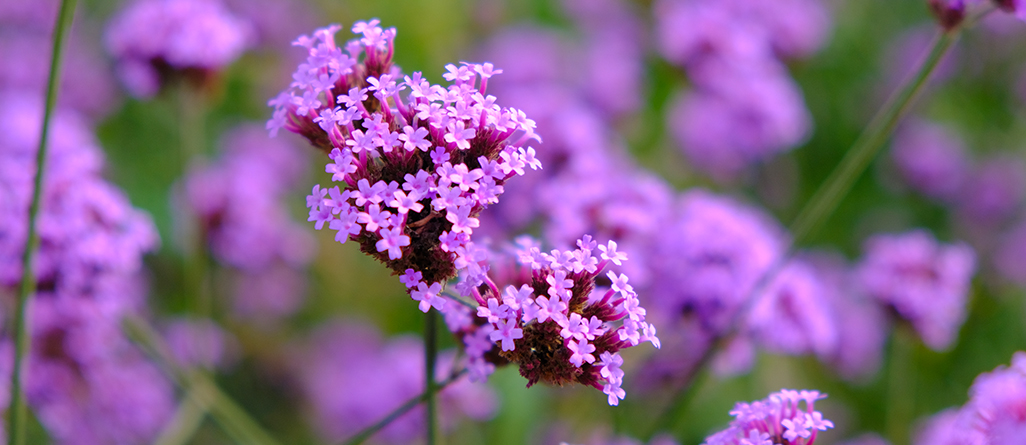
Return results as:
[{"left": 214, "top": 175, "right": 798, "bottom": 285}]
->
[
  {"left": 153, "top": 387, "right": 210, "bottom": 445},
  {"left": 177, "top": 82, "right": 211, "bottom": 316},
  {"left": 644, "top": 26, "right": 962, "bottom": 440},
  {"left": 425, "top": 309, "right": 439, "bottom": 445},
  {"left": 789, "top": 29, "right": 956, "bottom": 245},
  {"left": 342, "top": 369, "right": 467, "bottom": 445},
  {"left": 123, "top": 317, "right": 282, "bottom": 445},
  {"left": 7, "top": 1, "right": 77, "bottom": 444},
  {"left": 885, "top": 324, "right": 916, "bottom": 445}
]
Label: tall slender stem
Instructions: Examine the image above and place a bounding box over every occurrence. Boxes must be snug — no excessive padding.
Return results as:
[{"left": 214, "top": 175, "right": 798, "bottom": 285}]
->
[
  {"left": 424, "top": 309, "right": 439, "bottom": 445},
  {"left": 340, "top": 369, "right": 467, "bottom": 445},
  {"left": 7, "top": 1, "right": 77, "bottom": 444},
  {"left": 122, "top": 316, "right": 282, "bottom": 445},
  {"left": 789, "top": 29, "right": 956, "bottom": 245},
  {"left": 885, "top": 324, "right": 916, "bottom": 445},
  {"left": 644, "top": 26, "right": 961, "bottom": 440}
]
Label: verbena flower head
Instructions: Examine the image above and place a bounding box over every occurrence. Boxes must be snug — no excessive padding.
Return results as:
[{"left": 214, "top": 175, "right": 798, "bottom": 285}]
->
[
  {"left": 890, "top": 119, "right": 969, "bottom": 201},
  {"left": 295, "top": 321, "right": 497, "bottom": 444},
  {"left": 448, "top": 235, "right": 658, "bottom": 406},
  {"left": 105, "top": 0, "right": 253, "bottom": 97},
  {"left": 275, "top": 21, "right": 540, "bottom": 311},
  {"left": 703, "top": 389, "right": 834, "bottom": 445},
  {"left": 856, "top": 230, "right": 976, "bottom": 351},
  {"left": 930, "top": 0, "right": 968, "bottom": 29}
]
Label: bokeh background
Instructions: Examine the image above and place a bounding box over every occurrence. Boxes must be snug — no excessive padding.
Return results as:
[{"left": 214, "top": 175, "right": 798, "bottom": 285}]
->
[{"left": 2, "top": 0, "right": 1026, "bottom": 444}]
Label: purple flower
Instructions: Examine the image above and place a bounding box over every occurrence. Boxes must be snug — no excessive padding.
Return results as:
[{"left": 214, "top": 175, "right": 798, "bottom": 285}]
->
[
  {"left": 650, "top": 190, "right": 786, "bottom": 333},
  {"left": 272, "top": 21, "right": 541, "bottom": 316},
  {"left": 164, "top": 318, "right": 238, "bottom": 370},
  {"left": 913, "top": 352, "right": 1026, "bottom": 444},
  {"left": 890, "top": 119, "right": 969, "bottom": 201},
  {"left": 0, "top": 32, "right": 118, "bottom": 119},
  {"left": 105, "top": 0, "right": 253, "bottom": 97},
  {"left": 449, "top": 235, "right": 658, "bottom": 405},
  {"left": 856, "top": 230, "right": 975, "bottom": 350},
  {"left": 665, "top": 67, "right": 811, "bottom": 181},
  {"left": 295, "top": 322, "right": 497, "bottom": 444},
  {"left": 745, "top": 260, "right": 839, "bottom": 360},
  {"left": 808, "top": 253, "right": 889, "bottom": 381},
  {"left": 702, "top": 389, "right": 834, "bottom": 445},
  {"left": 956, "top": 156, "right": 1026, "bottom": 227},
  {"left": 180, "top": 124, "right": 314, "bottom": 322}
]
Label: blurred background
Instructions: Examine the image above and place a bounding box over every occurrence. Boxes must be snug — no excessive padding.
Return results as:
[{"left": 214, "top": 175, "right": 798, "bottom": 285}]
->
[{"left": 2, "top": 0, "right": 1026, "bottom": 444}]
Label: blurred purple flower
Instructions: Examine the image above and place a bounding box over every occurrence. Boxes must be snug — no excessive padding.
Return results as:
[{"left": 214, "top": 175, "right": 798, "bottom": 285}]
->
[
  {"left": 180, "top": 123, "right": 314, "bottom": 321},
  {"left": 914, "top": 352, "right": 1026, "bottom": 444},
  {"left": 956, "top": 155, "right": 1026, "bottom": 227},
  {"left": 0, "top": 32, "right": 118, "bottom": 120},
  {"left": 703, "top": 389, "right": 834, "bottom": 445},
  {"left": 995, "top": 219, "right": 1026, "bottom": 286},
  {"left": 0, "top": 92, "right": 173, "bottom": 443},
  {"left": 294, "top": 321, "right": 497, "bottom": 444},
  {"left": 164, "top": 317, "right": 238, "bottom": 370},
  {"left": 746, "top": 260, "right": 838, "bottom": 359},
  {"left": 890, "top": 119, "right": 969, "bottom": 201},
  {"left": 913, "top": 408, "right": 960, "bottom": 445},
  {"left": 105, "top": 0, "right": 253, "bottom": 97},
  {"left": 856, "top": 230, "right": 975, "bottom": 350},
  {"left": 808, "top": 254, "right": 889, "bottom": 381},
  {"left": 649, "top": 190, "right": 786, "bottom": 333},
  {"left": 654, "top": 0, "right": 827, "bottom": 181}
]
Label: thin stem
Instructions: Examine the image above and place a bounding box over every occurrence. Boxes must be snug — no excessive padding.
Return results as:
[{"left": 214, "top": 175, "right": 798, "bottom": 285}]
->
[
  {"left": 153, "top": 387, "right": 210, "bottom": 445},
  {"left": 341, "top": 369, "right": 468, "bottom": 445},
  {"left": 425, "top": 309, "right": 439, "bottom": 445},
  {"left": 885, "top": 324, "right": 916, "bottom": 445},
  {"left": 789, "top": 29, "right": 956, "bottom": 245},
  {"left": 7, "top": 1, "right": 77, "bottom": 444},
  {"left": 123, "top": 316, "right": 282, "bottom": 445},
  {"left": 644, "top": 25, "right": 962, "bottom": 440},
  {"left": 177, "top": 81, "right": 211, "bottom": 316}
]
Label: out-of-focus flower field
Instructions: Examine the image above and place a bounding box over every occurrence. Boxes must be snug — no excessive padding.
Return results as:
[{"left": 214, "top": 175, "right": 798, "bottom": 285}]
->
[{"left": 2, "top": 0, "right": 1026, "bottom": 444}]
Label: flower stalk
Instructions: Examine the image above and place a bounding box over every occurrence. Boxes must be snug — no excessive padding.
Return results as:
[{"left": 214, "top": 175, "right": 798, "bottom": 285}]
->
[{"left": 7, "top": 1, "right": 77, "bottom": 444}]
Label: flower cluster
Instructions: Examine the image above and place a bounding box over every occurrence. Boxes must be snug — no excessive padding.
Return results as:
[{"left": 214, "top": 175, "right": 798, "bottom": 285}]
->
[
  {"left": 703, "top": 389, "right": 834, "bottom": 445},
  {"left": 445, "top": 236, "right": 659, "bottom": 406},
  {"left": 914, "top": 352, "right": 1026, "bottom": 444},
  {"left": 275, "top": 21, "right": 540, "bottom": 309},
  {"left": 655, "top": 0, "right": 829, "bottom": 180},
  {"left": 181, "top": 124, "right": 315, "bottom": 321},
  {"left": 856, "top": 230, "right": 976, "bottom": 351},
  {"left": 105, "top": 0, "right": 253, "bottom": 97},
  {"left": 294, "top": 321, "right": 497, "bottom": 444}
]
